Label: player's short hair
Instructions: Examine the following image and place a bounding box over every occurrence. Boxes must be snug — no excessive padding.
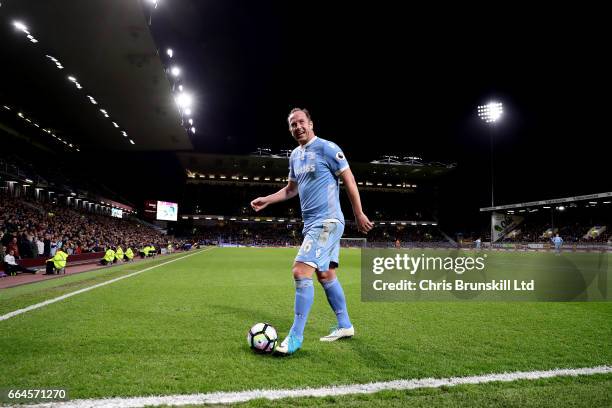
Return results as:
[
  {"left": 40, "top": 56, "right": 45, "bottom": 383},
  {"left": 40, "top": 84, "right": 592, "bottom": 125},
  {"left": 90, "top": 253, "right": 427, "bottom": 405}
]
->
[{"left": 288, "top": 107, "right": 312, "bottom": 123}]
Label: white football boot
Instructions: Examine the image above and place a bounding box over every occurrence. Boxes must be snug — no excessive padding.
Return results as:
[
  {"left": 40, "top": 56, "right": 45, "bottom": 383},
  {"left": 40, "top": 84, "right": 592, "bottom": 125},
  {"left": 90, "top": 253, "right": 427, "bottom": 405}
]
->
[{"left": 320, "top": 326, "right": 354, "bottom": 342}]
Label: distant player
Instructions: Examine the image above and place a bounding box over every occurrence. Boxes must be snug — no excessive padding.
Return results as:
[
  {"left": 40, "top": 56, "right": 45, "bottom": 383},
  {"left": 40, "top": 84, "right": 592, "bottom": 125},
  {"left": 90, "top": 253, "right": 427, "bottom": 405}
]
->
[
  {"left": 475, "top": 237, "right": 481, "bottom": 250},
  {"left": 551, "top": 233, "right": 563, "bottom": 254},
  {"left": 250, "top": 108, "right": 374, "bottom": 355}
]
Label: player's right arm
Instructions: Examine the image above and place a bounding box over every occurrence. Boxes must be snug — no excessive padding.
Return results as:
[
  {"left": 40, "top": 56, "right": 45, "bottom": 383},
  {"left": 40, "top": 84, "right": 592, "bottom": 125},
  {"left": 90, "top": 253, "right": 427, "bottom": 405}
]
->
[{"left": 250, "top": 180, "right": 298, "bottom": 212}]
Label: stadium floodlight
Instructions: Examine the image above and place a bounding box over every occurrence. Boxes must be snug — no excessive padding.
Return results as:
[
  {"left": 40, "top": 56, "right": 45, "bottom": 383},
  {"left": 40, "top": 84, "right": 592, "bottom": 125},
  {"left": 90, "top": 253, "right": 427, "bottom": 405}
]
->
[
  {"left": 477, "top": 102, "right": 503, "bottom": 124},
  {"left": 170, "top": 66, "right": 181, "bottom": 77},
  {"left": 166, "top": 48, "right": 173, "bottom": 58},
  {"left": 188, "top": 118, "right": 193, "bottom": 125},
  {"left": 191, "top": 127, "right": 196, "bottom": 134},
  {"left": 184, "top": 108, "right": 192, "bottom": 115},
  {"left": 13, "top": 21, "right": 28, "bottom": 33},
  {"left": 477, "top": 101, "right": 505, "bottom": 247},
  {"left": 175, "top": 92, "right": 193, "bottom": 108},
  {"left": 178, "top": 85, "right": 183, "bottom": 92},
  {"left": 129, "top": 139, "right": 135, "bottom": 145},
  {"left": 67, "top": 76, "right": 77, "bottom": 82}
]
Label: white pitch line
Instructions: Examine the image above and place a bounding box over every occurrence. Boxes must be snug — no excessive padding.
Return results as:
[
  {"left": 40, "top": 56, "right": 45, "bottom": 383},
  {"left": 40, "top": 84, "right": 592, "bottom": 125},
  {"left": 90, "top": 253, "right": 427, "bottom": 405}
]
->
[
  {"left": 17, "top": 365, "right": 612, "bottom": 408},
  {"left": 0, "top": 248, "right": 213, "bottom": 322}
]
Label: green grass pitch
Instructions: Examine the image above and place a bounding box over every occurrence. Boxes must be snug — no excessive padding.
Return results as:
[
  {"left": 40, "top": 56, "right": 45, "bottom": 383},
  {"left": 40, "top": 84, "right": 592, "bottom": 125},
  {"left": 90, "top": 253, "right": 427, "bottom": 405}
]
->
[{"left": 1, "top": 248, "right": 610, "bottom": 406}]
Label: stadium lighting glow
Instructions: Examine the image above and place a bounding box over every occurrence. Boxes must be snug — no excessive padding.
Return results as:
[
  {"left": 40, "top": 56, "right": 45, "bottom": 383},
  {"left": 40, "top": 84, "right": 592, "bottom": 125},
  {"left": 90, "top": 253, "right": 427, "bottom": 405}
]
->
[
  {"left": 191, "top": 127, "right": 196, "bottom": 133},
  {"left": 170, "top": 66, "right": 181, "bottom": 77},
  {"left": 129, "top": 139, "right": 135, "bottom": 145},
  {"left": 112, "top": 122, "right": 119, "bottom": 128},
  {"left": 557, "top": 206, "right": 565, "bottom": 211},
  {"left": 543, "top": 206, "right": 551, "bottom": 209},
  {"left": 175, "top": 92, "right": 193, "bottom": 108},
  {"left": 87, "top": 96, "right": 97, "bottom": 104},
  {"left": 67, "top": 76, "right": 77, "bottom": 82},
  {"left": 166, "top": 48, "right": 173, "bottom": 58},
  {"left": 604, "top": 201, "right": 611, "bottom": 204},
  {"left": 477, "top": 102, "right": 503, "bottom": 123},
  {"left": 184, "top": 108, "right": 192, "bottom": 115},
  {"left": 188, "top": 118, "right": 193, "bottom": 125},
  {"left": 13, "top": 21, "right": 28, "bottom": 32},
  {"left": 178, "top": 85, "right": 184, "bottom": 92},
  {"left": 121, "top": 131, "right": 128, "bottom": 137}
]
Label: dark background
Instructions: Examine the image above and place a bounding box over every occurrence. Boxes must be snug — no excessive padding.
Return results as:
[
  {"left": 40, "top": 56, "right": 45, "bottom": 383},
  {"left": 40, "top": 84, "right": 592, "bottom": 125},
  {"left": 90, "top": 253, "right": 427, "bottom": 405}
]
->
[{"left": 2, "top": 2, "right": 610, "bottom": 233}]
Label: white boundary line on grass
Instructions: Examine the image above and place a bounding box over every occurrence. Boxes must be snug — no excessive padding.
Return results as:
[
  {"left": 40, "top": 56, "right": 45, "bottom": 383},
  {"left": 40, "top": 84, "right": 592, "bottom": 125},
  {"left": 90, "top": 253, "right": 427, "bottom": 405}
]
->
[
  {"left": 17, "top": 365, "right": 612, "bottom": 408},
  {"left": 0, "top": 248, "right": 214, "bottom": 322}
]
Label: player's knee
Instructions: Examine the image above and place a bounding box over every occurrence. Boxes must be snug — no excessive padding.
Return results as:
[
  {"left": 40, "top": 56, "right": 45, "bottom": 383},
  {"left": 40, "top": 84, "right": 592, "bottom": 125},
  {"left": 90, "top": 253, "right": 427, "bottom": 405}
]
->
[
  {"left": 317, "top": 268, "right": 336, "bottom": 283},
  {"left": 292, "top": 263, "right": 314, "bottom": 280}
]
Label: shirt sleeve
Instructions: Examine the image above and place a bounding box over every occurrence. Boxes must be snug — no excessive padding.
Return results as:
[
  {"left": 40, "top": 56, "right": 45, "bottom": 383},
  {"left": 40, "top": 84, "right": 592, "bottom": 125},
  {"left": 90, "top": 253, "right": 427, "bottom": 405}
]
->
[
  {"left": 323, "top": 141, "right": 349, "bottom": 176},
  {"left": 288, "top": 154, "right": 296, "bottom": 181}
]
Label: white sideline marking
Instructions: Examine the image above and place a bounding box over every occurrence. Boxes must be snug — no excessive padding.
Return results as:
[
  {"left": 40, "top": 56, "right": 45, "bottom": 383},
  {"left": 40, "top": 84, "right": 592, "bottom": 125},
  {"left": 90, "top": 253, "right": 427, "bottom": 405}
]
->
[
  {"left": 0, "top": 248, "right": 213, "bottom": 322},
  {"left": 18, "top": 365, "right": 612, "bottom": 408}
]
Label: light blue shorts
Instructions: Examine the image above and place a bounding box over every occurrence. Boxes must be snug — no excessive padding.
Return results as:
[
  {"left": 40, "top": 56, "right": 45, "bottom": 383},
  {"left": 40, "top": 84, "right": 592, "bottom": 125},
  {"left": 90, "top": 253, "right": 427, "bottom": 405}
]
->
[{"left": 295, "top": 221, "right": 344, "bottom": 271}]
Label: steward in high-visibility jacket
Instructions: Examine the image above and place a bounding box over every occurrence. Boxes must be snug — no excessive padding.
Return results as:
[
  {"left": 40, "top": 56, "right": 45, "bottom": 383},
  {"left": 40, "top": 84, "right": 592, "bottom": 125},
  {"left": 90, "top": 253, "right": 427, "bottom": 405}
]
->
[
  {"left": 140, "top": 246, "right": 150, "bottom": 258},
  {"left": 102, "top": 248, "right": 115, "bottom": 265},
  {"left": 149, "top": 246, "right": 156, "bottom": 257},
  {"left": 115, "top": 246, "right": 124, "bottom": 261},
  {"left": 125, "top": 247, "right": 134, "bottom": 261},
  {"left": 45, "top": 248, "right": 68, "bottom": 275}
]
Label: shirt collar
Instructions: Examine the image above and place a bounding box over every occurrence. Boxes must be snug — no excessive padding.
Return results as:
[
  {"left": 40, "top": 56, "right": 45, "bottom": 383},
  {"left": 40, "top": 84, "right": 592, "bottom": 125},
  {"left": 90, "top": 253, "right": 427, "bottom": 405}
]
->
[{"left": 299, "top": 135, "right": 318, "bottom": 151}]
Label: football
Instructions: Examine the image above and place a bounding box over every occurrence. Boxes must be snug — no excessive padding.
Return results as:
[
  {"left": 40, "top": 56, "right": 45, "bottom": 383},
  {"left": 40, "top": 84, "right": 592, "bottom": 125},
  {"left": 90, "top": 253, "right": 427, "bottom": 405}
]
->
[{"left": 247, "top": 323, "right": 278, "bottom": 353}]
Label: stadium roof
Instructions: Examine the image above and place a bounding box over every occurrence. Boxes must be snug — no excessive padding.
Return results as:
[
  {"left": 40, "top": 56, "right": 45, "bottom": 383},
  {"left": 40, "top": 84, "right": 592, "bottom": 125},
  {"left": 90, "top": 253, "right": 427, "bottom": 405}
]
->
[
  {"left": 0, "top": 0, "right": 192, "bottom": 151},
  {"left": 479, "top": 192, "right": 612, "bottom": 212},
  {"left": 177, "top": 152, "right": 455, "bottom": 182}
]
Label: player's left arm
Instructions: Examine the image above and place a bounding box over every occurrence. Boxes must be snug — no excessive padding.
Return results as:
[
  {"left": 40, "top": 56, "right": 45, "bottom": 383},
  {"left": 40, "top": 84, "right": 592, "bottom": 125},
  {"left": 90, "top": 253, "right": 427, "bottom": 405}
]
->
[{"left": 339, "top": 168, "right": 374, "bottom": 234}]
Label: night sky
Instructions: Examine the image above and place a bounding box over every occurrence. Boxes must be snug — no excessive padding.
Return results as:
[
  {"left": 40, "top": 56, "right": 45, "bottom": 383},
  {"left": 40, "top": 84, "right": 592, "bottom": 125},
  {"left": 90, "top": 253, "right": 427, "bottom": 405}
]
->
[
  {"left": 145, "top": 2, "right": 610, "bottom": 230},
  {"left": 3, "top": 2, "right": 610, "bottom": 232}
]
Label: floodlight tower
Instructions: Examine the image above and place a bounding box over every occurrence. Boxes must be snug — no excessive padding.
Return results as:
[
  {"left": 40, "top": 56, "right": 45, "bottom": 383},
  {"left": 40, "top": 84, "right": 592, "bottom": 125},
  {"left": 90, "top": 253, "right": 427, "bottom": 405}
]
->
[{"left": 477, "top": 101, "right": 503, "bottom": 246}]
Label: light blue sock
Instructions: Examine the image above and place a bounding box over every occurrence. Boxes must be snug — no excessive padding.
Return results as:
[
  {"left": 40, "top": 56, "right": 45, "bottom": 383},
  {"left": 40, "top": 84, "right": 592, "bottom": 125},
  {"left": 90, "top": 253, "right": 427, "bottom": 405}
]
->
[
  {"left": 321, "top": 278, "right": 352, "bottom": 328},
  {"left": 289, "top": 278, "right": 314, "bottom": 340}
]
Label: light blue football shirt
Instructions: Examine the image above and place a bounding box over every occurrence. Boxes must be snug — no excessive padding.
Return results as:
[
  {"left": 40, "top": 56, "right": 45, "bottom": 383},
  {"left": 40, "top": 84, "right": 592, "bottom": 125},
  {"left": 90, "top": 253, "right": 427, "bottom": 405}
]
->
[{"left": 288, "top": 136, "right": 349, "bottom": 231}]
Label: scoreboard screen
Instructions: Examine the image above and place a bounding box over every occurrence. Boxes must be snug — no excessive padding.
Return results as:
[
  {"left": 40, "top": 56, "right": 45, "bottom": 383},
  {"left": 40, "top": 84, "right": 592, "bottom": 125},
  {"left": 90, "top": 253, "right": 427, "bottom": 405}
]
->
[{"left": 156, "top": 201, "right": 178, "bottom": 221}]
